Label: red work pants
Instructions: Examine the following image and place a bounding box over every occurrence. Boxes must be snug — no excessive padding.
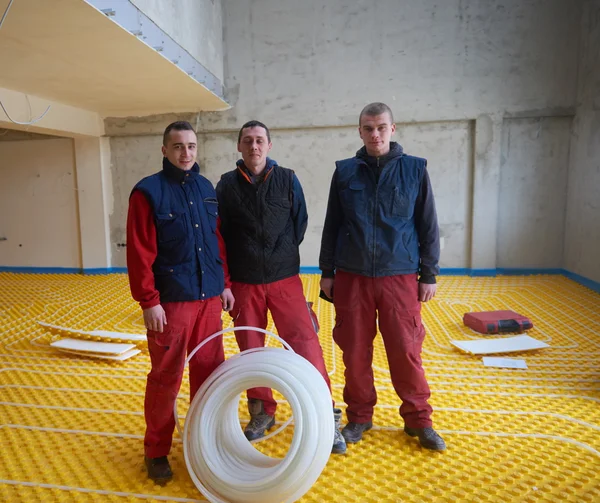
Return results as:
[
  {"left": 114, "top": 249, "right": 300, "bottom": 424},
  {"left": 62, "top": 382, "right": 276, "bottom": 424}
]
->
[
  {"left": 231, "top": 275, "right": 332, "bottom": 417},
  {"left": 144, "top": 297, "right": 224, "bottom": 458},
  {"left": 333, "top": 271, "right": 433, "bottom": 428}
]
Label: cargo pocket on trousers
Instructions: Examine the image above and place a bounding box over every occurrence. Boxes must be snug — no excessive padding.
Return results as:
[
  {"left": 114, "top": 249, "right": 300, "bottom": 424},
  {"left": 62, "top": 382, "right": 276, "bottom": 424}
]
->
[
  {"left": 332, "top": 312, "right": 344, "bottom": 347},
  {"left": 413, "top": 315, "right": 425, "bottom": 346},
  {"left": 147, "top": 326, "right": 180, "bottom": 351},
  {"left": 307, "top": 301, "right": 320, "bottom": 334}
]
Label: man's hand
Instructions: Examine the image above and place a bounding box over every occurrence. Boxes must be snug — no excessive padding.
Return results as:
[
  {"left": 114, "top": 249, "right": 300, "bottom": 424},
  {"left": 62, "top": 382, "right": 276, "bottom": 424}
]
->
[
  {"left": 143, "top": 304, "right": 167, "bottom": 332},
  {"left": 320, "top": 277, "right": 334, "bottom": 299},
  {"left": 220, "top": 288, "right": 235, "bottom": 312},
  {"left": 418, "top": 283, "right": 437, "bottom": 302}
]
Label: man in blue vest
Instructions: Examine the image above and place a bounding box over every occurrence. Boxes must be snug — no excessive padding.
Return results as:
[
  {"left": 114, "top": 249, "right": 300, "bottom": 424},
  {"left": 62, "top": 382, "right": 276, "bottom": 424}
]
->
[
  {"left": 216, "top": 120, "right": 346, "bottom": 454},
  {"left": 127, "top": 121, "right": 235, "bottom": 483},
  {"left": 319, "top": 103, "right": 446, "bottom": 451}
]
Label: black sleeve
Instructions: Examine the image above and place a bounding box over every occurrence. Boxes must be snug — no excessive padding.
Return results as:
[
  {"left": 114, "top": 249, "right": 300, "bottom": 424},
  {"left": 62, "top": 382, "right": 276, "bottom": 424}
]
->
[
  {"left": 319, "top": 169, "right": 343, "bottom": 277},
  {"left": 291, "top": 174, "right": 309, "bottom": 245},
  {"left": 215, "top": 180, "right": 228, "bottom": 237},
  {"left": 414, "top": 167, "right": 440, "bottom": 283}
]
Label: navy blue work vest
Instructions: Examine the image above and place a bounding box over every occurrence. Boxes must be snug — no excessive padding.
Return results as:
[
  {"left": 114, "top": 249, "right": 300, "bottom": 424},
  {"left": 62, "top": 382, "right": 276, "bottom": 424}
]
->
[
  {"left": 132, "top": 159, "right": 224, "bottom": 303},
  {"left": 332, "top": 154, "right": 425, "bottom": 276}
]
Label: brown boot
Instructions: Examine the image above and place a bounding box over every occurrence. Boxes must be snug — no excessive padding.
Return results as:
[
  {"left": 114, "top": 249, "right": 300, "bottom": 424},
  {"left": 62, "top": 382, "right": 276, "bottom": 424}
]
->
[
  {"left": 144, "top": 456, "right": 173, "bottom": 484},
  {"left": 244, "top": 399, "right": 275, "bottom": 441}
]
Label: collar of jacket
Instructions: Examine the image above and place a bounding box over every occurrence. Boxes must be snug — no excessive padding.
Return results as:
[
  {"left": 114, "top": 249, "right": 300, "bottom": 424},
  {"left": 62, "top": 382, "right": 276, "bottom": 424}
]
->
[
  {"left": 162, "top": 157, "right": 200, "bottom": 182},
  {"left": 356, "top": 141, "right": 404, "bottom": 166},
  {"left": 236, "top": 157, "right": 278, "bottom": 184}
]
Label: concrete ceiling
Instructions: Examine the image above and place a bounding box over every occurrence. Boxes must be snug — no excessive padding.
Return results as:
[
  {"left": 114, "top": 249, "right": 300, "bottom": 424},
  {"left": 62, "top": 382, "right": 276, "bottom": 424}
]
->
[{"left": 0, "top": 0, "right": 229, "bottom": 117}]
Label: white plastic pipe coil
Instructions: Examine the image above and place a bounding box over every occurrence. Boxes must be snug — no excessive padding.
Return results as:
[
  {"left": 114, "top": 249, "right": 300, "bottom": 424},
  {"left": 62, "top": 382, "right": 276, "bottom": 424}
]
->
[{"left": 174, "top": 326, "right": 334, "bottom": 503}]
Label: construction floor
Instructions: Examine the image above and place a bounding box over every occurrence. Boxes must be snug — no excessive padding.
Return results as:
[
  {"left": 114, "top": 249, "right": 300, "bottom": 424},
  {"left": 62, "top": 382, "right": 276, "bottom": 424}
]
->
[{"left": 0, "top": 272, "right": 598, "bottom": 502}]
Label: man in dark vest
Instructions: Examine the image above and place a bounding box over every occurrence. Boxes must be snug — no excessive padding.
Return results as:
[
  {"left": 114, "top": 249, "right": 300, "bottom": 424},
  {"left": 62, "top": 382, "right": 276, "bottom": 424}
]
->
[
  {"left": 319, "top": 102, "right": 446, "bottom": 451},
  {"left": 216, "top": 120, "right": 346, "bottom": 454},
  {"left": 127, "top": 121, "right": 235, "bottom": 483}
]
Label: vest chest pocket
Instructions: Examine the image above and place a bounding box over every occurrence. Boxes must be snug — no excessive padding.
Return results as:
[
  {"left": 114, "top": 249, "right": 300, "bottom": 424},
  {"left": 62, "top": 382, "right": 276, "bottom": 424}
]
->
[
  {"left": 391, "top": 187, "right": 412, "bottom": 218},
  {"left": 204, "top": 197, "right": 218, "bottom": 233},
  {"left": 341, "top": 180, "right": 366, "bottom": 210},
  {"left": 264, "top": 197, "right": 292, "bottom": 232},
  {"left": 155, "top": 212, "right": 187, "bottom": 243},
  {"left": 265, "top": 197, "right": 292, "bottom": 212}
]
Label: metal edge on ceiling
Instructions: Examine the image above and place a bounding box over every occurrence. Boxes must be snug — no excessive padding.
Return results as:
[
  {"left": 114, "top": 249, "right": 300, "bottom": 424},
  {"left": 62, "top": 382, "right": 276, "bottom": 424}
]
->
[{"left": 84, "top": 0, "right": 226, "bottom": 102}]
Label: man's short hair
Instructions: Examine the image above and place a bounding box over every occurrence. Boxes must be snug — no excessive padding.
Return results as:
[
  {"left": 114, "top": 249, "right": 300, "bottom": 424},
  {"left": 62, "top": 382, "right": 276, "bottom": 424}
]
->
[
  {"left": 359, "top": 102, "right": 394, "bottom": 125},
  {"left": 237, "top": 120, "right": 271, "bottom": 143},
  {"left": 163, "top": 121, "right": 195, "bottom": 146}
]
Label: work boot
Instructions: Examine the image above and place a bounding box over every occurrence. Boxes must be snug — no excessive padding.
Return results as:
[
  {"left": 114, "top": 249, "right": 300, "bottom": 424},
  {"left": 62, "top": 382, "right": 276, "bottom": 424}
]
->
[
  {"left": 341, "top": 421, "right": 373, "bottom": 444},
  {"left": 244, "top": 398, "right": 275, "bottom": 441},
  {"left": 404, "top": 426, "right": 447, "bottom": 451},
  {"left": 144, "top": 456, "right": 173, "bottom": 485},
  {"left": 331, "top": 408, "right": 347, "bottom": 454}
]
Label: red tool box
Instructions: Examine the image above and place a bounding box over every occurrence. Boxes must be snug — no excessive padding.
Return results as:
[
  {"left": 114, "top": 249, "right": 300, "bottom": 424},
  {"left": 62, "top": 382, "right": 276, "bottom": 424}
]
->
[{"left": 463, "top": 310, "right": 533, "bottom": 335}]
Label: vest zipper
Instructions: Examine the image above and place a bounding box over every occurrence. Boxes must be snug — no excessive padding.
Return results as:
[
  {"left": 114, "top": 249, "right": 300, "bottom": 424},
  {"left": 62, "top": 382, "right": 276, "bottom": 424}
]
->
[
  {"left": 372, "top": 157, "right": 379, "bottom": 276},
  {"left": 257, "top": 185, "right": 266, "bottom": 284}
]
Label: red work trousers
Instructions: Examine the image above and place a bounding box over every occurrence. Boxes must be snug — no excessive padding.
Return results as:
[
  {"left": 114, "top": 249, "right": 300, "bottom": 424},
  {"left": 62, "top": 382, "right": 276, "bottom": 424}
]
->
[
  {"left": 333, "top": 271, "right": 433, "bottom": 428},
  {"left": 231, "top": 275, "right": 332, "bottom": 417},
  {"left": 144, "top": 297, "right": 224, "bottom": 458}
]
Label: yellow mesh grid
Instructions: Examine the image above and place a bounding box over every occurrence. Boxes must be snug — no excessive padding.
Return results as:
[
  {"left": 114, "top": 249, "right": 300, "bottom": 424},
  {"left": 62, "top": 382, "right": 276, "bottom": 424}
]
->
[{"left": 0, "top": 272, "right": 598, "bottom": 502}]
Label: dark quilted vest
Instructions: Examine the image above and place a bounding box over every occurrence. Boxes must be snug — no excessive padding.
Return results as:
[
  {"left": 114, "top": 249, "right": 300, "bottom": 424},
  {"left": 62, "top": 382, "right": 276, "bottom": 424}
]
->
[{"left": 217, "top": 165, "right": 299, "bottom": 284}]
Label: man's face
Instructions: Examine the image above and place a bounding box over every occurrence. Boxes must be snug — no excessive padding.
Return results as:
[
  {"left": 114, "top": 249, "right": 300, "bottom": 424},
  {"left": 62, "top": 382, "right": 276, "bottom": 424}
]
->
[
  {"left": 237, "top": 126, "right": 272, "bottom": 171},
  {"left": 358, "top": 113, "right": 396, "bottom": 157},
  {"left": 162, "top": 129, "right": 197, "bottom": 170}
]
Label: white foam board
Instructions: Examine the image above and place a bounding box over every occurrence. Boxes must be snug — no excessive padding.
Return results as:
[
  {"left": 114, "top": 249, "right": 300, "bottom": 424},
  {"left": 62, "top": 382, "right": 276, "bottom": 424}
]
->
[
  {"left": 450, "top": 335, "right": 549, "bottom": 355},
  {"left": 482, "top": 357, "right": 528, "bottom": 369},
  {"left": 38, "top": 322, "right": 146, "bottom": 341},
  {"left": 50, "top": 338, "right": 136, "bottom": 355},
  {"left": 90, "top": 330, "right": 146, "bottom": 341},
  {"left": 57, "top": 348, "right": 141, "bottom": 361}
]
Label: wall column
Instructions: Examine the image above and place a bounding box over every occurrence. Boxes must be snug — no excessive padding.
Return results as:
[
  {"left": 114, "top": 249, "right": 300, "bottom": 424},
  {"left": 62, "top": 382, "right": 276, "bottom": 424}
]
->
[
  {"left": 469, "top": 114, "right": 503, "bottom": 272},
  {"left": 74, "top": 137, "right": 113, "bottom": 270}
]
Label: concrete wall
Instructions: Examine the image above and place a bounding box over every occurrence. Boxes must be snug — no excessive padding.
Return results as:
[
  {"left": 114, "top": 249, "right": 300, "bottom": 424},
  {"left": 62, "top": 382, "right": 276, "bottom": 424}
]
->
[
  {"left": 218, "top": 0, "right": 580, "bottom": 269},
  {"left": 498, "top": 117, "right": 571, "bottom": 269},
  {"left": 130, "top": 0, "right": 224, "bottom": 82},
  {"left": 109, "top": 135, "right": 161, "bottom": 266},
  {"left": 565, "top": 0, "right": 600, "bottom": 283},
  {"left": 107, "top": 0, "right": 585, "bottom": 270},
  {"left": 0, "top": 139, "right": 81, "bottom": 268},
  {"left": 216, "top": 0, "right": 579, "bottom": 128}
]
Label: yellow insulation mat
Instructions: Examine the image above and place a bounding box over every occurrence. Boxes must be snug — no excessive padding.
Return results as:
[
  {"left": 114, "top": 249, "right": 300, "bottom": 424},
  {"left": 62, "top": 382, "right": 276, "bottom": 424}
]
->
[{"left": 0, "top": 272, "right": 598, "bottom": 502}]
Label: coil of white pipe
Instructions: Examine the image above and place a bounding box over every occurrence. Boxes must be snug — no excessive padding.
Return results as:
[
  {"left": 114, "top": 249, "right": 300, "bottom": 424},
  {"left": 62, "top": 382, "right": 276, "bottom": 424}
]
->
[{"left": 174, "top": 326, "right": 334, "bottom": 503}]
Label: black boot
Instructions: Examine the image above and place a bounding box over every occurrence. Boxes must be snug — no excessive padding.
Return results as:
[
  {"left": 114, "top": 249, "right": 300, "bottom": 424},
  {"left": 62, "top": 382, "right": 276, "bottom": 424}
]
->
[
  {"left": 404, "top": 426, "right": 447, "bottom": 451},
  {"left": 341, "top": 421, "right": 373, "bottom": 443}
]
